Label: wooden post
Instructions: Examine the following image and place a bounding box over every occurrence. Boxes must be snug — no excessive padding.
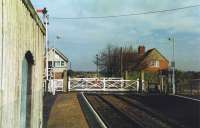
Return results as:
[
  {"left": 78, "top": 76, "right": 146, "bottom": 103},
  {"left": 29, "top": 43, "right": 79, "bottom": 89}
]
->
[
  {"left": 137, "top": 78, "right": 139, "bottom": 92},
  {"left": 125, "top": 71, "right": 128, "bottom": 80},
  {"left": 139, "top": 70, "right": 144, "bottom": 92},
  {"left": 161, "top": 76, "right": 164, "bottom": 93},
  {"left": 68, "top": 77, "right": 71, "bottom": 92},
  {"left": 63, "top": 70, "right": 67, "bottom": 92},
  {"left": 103, "top": 78, "right": 106, "bottom": 90},
  {"left": 120, "top": 79, "right": 123, "bottom": 89}
]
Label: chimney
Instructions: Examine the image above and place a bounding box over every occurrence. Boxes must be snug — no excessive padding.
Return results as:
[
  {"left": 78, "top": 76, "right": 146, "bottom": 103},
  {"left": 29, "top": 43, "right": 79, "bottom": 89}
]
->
[{"left": 138, "top": 45, "right": 145, "bottom": 55}]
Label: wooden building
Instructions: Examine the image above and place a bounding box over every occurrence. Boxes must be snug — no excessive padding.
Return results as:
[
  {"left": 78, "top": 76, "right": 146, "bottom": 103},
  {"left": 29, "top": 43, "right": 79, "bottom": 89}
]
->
[
  {"left": 0, "top": 0, "right": 45, "bottom": 128},
  {"left": 48, "top": 48, "right": 68, "bottom": 93},
  {"left": 48, "top": 48, "right": 68, "bottom": 79}
]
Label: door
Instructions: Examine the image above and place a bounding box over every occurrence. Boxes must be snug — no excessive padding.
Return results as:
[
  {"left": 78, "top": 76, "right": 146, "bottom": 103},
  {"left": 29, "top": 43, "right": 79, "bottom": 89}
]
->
[{"left": 20, "top": 53, "right": 33, "bottom": 128}]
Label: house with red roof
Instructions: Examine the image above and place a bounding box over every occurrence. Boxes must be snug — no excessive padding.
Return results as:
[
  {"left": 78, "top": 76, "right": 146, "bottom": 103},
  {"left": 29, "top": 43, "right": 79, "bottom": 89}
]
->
[{"left": 136, "top": 46, "right": 169, "bottom": 93}]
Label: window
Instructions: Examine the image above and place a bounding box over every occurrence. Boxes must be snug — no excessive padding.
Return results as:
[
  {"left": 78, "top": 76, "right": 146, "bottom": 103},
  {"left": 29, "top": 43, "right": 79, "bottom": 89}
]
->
[
  {"left": 48, "top": 61, "right": 52, "bottom": 68},
  {"left": 53, "top": 61, "right": 65, "bottom": 67},
  {"left": 61, "top": 61, "right": 65, "bottom": 67},
  {"left": 54, "top": 61, "right": 61, "bottom": 67},
  {"left": 149, "top": 60, "right": 159, "bottom": 67}
]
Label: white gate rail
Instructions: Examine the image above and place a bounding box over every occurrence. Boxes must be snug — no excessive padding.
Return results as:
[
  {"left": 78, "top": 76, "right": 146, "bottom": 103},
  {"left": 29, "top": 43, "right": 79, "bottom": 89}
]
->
[
  {"left": 49, "top": 79, "right": 64, "bottom": 95},
  {"left": 68, "top": 77, "right": 139, "bottom": 92}
]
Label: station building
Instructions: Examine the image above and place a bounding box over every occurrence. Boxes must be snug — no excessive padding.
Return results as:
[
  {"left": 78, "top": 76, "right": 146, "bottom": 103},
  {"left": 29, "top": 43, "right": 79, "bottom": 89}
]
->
[
  {"left": 47, "top": 48, "right": 68, "bottom": 92},
  {"left": 0, "top": 0, "right": 45, "bottom": 127}
]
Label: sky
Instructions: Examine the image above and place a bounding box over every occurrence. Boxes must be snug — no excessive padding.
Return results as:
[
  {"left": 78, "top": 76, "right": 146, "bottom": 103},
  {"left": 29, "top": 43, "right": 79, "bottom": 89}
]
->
[{"left": 31, "top": 0, "right": 200, "bottom": 71}]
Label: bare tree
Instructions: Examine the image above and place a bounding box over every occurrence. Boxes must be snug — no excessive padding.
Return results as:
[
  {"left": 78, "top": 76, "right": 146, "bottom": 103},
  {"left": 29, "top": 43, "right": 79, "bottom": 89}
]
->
[{"left": 94, "top": 44, "right": 140, "bottom": 77}]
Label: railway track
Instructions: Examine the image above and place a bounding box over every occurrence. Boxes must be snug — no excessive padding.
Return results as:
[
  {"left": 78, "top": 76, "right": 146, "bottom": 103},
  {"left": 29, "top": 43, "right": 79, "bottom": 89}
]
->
[
  {"left": 81, "top": 93, "right": 199, "bottom": 128},
  {"left": 113, "top": 95, "right": 185, "bottom": 128},
  {"left": 85, "top": 94, "right": 141, "bottom": 128},
  {"left": 84, "top": 94, "right": 171, "bottom": 128},
  {"left": 125, "top": 94, "right": 200, "bottom": 128},
  {"left": 98, "top": 94, "right": 176, "bottom": 128}
]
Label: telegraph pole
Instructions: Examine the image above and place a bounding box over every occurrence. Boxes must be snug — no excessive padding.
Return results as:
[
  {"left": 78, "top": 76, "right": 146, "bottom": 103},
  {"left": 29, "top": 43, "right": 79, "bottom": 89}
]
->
[
  {"left": 53, "top": 36, "right": 61, "bottom": 94},
  {"left": 120, "top": 47, "right": 123, "bottom": 78},
  {"left": 96, "top": 54, "right": 99, "bottom": 78},
  {"left": 169, "top": 37, "right": 176, "bottom": 94},
  {"left": 44, "top": 8, "right": 49, "bottom": 92},
  {"left": 69, "top": 61, "right": 72, "bottom": 70},
  {"left": 37, "top": 8, "right": 49, "bottom": 91}
]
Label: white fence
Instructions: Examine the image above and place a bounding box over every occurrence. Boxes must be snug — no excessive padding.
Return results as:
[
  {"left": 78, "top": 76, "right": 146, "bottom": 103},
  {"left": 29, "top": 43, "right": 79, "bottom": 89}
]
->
[
  {"left": 48, "top": 79, "right": 64, "bottom": 95},
  {"left": 68, "top": 77, "right": 140, "bottom": 92}
]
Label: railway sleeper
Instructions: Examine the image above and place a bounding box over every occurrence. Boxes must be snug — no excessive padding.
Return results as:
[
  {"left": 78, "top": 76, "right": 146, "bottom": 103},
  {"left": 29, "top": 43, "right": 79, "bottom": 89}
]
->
[
  {"left": 114, "top": 95, "right": 186, "bottom": 128},
  {"left": 87, "top": 95, "right": 142, "bottom": 128},
  {"left": 100, "top": 95, "right": 174, "bottom": 128}
]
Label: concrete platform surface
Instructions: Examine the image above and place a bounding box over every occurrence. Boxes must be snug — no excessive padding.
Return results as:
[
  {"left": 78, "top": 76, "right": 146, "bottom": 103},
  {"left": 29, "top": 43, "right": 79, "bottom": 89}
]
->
[{"left": 44, "top": 93, "right": 89, "bottom": 128}]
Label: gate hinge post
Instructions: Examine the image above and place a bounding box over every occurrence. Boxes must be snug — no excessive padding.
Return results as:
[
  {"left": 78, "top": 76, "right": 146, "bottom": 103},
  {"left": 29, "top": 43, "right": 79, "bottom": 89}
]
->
[
  {"left": 68, "top": 77, "right": 71, "bottom": 91},
  {"left": 103, "top": 78, "right": 106, "bottom": 91}
]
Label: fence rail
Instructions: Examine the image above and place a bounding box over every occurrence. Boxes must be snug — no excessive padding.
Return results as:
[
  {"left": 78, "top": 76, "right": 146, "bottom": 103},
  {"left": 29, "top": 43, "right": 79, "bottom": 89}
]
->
[
  {"left": 48, "top": 79, "right": 64, "bottom": 95},
  {"left": 68, "top": 77, "right": 139, "bottom": 92}
]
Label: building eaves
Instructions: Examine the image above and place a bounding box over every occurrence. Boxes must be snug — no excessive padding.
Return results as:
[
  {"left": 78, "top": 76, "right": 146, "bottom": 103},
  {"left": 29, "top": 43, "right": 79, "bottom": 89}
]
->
[
  {"left": 136, "top": 48, "right": 169, "bottom": 70},
  {"left": 22, "top": 0, "right": 46, "bottom": 34},
  {"left": 142, "top": 48, "right": 169, "bottom": 63},
  {"left": 50, "top": 48, "right": 68, "bottom": 62}
]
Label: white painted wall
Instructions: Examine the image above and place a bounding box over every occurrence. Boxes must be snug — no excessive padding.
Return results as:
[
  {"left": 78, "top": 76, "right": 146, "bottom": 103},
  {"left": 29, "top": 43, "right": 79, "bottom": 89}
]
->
[
  {"left": 48, "top": 49, "right": 68, "bottom": 73},
  {"left": 0, "top": 0, "right": 45, "bottom": 128},
  {"left": 0, "top": 0, "right": 2, "bottom": 125}
]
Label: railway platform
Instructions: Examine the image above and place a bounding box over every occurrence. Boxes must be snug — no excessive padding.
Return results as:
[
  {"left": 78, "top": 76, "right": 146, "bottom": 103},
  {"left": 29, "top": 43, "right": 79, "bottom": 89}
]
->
[
  {"left": 43, "top": 92, "right": 89, "bottom": 128},
  {"left": 43, "top": 92, "right": 200, "bottom": 128}
]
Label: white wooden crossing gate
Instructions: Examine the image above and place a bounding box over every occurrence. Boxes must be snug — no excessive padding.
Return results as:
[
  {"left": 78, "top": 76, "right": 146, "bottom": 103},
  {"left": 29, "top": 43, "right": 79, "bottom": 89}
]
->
[
  {"left": 49, "top": 79, "right": 64, "bottom": 95},
  {"left": 68, "top": 77, "right": 139, "bottom": 92}
]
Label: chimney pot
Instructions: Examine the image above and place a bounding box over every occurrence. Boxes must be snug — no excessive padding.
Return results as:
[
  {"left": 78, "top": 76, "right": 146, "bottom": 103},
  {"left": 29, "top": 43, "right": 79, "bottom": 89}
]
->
[{"left": 138, "top": 45, "right": 145, "bottom": 55}]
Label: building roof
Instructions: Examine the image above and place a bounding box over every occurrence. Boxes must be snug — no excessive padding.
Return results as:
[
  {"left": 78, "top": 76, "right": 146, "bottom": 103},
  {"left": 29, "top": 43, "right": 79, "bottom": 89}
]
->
[
  {"left": 49, "top": 48, "right": 68, "bottom": 62},
  {"left": 22, "top": 0, "right": 45, "bottom": 34},
  {"left": 136, "top": 48, "right": 169, "bottom": 71},
  {"left": 142, "top": 48, "right": 169, "bottom": 63}
]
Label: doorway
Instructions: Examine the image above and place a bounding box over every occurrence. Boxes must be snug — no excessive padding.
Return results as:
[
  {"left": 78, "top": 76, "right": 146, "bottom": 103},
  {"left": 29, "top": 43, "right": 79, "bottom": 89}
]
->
[{"left": 20, "top": 51, "right": 34, "bottom": 128}]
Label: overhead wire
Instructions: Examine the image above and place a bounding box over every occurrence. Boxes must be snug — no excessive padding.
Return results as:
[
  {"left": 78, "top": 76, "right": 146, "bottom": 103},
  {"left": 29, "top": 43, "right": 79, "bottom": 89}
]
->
[{"left": 50, "top": 4, "right": 200, "bottom": 20}]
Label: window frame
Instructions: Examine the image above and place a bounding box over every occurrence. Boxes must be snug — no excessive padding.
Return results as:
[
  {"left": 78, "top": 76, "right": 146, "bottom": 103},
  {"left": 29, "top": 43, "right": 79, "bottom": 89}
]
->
[
  {"left": 48, "top": 61, "right": 53, "bottom": 68},
  {"left": 149, "top": 60, "right": 160, "bottom": 68},
  {"left": 54, "top": 61, "right": 61, "bottom": 67},
  {"left": 61, "top": 61, "right": 65, "bottom": 67}
]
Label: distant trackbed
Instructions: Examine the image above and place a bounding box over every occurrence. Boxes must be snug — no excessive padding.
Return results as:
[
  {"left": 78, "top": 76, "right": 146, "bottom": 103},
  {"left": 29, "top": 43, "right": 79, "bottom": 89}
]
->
[{"left": 83, "top": 93, "right": 200, "bottom": 128}]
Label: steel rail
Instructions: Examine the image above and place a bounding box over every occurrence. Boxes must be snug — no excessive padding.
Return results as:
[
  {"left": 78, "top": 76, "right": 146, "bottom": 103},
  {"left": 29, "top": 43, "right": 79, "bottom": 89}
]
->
[
  {"left": 173, "top": 94, "right": 200, "bottom": 102},
  {"left": 96, "top": 94, "right": 144, "bottom": 128},
  {"left": 81, "top": 92, "right": 107, "bottom": 128},
  {"left": 114, "top": 95, "right": 185, "bottom": 128}
]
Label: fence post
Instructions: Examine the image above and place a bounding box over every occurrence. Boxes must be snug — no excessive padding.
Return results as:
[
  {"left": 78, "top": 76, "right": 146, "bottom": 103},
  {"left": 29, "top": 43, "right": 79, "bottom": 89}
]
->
[
  {"left": 50, "top": 80, "right": 53, "bottom": 94},
  {"left": 62, "top": 79, "right": 64, "bottom": 92},
  {"left": 142, "top": 80, "right": 145, "bottom": 91},
  {"left": 52, "top": 80, "right": 56, "bottom": 95},
  {"left": 121, "top": 79, "right": 123, "bottom": 89},
  {"left": 68, "top": 77, "right": 71, "bottom": 91},
  {"left": 86, "top": 79, "right": 88, "bottom": 89},
  {"left": 103, "top": 78, "right": 106, "bottom": 90},
  {"left": 137, "top": 78, "right": 139, "bottom": 92}
]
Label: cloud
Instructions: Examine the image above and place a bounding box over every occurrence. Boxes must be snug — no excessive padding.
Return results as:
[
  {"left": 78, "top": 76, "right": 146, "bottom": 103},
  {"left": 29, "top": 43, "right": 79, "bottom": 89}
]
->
[{"left": 31, "top": 0, "right": 200, "bottom": 71}]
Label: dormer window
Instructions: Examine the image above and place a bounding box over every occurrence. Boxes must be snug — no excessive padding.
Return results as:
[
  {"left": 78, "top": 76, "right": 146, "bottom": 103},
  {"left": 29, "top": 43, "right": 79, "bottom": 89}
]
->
[{"left": 149, "top": 60, "right": 160, "bottom": 67}]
